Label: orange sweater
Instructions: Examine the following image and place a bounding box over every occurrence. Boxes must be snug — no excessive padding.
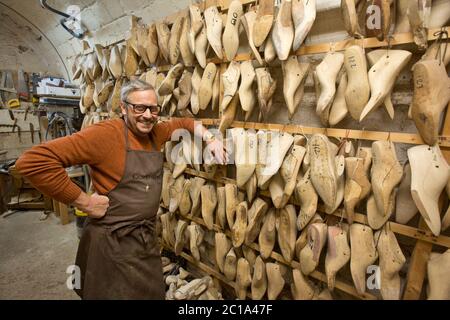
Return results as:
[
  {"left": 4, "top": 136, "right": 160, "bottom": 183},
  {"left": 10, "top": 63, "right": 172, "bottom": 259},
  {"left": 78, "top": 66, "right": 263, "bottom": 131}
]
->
[{"left": 15, "top": 118, "right": 194, "bottom": 204}]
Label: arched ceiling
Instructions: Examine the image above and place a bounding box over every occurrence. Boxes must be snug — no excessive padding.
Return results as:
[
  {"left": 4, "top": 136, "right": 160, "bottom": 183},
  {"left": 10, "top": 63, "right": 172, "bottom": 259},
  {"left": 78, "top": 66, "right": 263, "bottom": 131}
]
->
[
  {"left": 0, "top": 1, "right": 68, "bottom": 77},
  {"left": 0, "top": 0, "right": 190, "bottom": 80}
]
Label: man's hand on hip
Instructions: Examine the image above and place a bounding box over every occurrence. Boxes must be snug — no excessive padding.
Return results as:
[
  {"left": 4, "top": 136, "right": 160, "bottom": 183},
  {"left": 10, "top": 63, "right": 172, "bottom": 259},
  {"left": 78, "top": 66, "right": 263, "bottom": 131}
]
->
[{"left": 72, "top": 192, "right": 109, "bottom": 219}]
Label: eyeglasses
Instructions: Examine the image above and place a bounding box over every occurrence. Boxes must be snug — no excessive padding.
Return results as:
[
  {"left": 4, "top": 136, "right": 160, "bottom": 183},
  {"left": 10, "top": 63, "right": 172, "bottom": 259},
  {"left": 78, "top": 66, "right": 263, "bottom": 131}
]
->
[{"left": 125, "top": 101, "right": 161, "bottom": 115}]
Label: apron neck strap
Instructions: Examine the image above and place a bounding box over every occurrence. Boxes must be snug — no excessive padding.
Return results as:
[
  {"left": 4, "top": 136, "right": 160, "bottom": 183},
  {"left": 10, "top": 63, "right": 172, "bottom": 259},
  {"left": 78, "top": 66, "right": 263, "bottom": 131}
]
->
[
  {"left": 123, "top": 118, "right": 131, "bottom": 151},
  {"left": 150, "top": 137, "right": 157, "bottom": 151}
]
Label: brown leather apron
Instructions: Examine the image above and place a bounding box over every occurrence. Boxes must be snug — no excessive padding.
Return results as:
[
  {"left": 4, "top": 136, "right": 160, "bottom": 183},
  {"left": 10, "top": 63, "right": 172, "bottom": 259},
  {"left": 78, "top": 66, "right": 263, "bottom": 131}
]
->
[{"left": 74, "top": 121, "right": 165, "bottom": 299}]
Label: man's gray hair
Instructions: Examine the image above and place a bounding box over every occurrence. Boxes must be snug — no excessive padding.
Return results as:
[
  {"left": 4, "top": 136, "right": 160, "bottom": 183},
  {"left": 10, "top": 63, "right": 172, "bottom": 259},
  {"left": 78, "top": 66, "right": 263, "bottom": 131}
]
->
[{"left": 120, "top": 79, "right": 155, "bottom": 103}]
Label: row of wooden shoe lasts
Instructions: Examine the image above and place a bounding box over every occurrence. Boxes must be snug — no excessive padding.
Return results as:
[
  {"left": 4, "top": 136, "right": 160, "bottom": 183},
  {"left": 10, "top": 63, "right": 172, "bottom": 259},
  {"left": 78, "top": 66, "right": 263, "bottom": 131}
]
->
[
  {"left": 75, "top": 0, "right": 449, "bottom": 149},
  {"left": 159, "top": 129, "right": 450, "bottom": 300}
]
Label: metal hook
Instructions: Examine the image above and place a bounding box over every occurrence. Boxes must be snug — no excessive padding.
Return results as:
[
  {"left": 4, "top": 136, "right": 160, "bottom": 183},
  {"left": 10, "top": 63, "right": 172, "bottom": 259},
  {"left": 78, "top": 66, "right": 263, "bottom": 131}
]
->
[
  {"left": 344, "top": 128, "right": 350, "bottom": 141},
  {"left": 337, "top": 130, "right": 349, "bottom": 153},
  {"left": 299, "top": 125, "right": 309, "bottom": 142},
  {"left": 338, "top": 208, "right": 345, "bottom": 227},
  {"left": 287, "top": 116, "right": 294, "bottom": 127},
  {"left": 242, "top": 116, "right": 247, "bottom": 129},
  {"left": 386, "top": 35, "right": 394, "bottom": 59},
  {"left": 374, "top": 228, "right": 382, "bottom": 249},
  {"left": 356, "top": 127, "right": 365, "bottom": 154},
  {"left": 386, "top": 131, "right": 391, "bottom": 142},
  {"left": 433, "top": 28, "right": 449, "bottom": 66},
  {"left": 345, "top": 129, "right": 350, "bottom": 140},
  {"left": 384, "top": 222, "right": 389, "bottom": 234}
]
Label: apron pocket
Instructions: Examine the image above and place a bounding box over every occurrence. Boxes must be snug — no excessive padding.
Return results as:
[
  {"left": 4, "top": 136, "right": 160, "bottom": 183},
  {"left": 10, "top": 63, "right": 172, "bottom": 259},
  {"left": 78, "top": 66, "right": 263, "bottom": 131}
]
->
[{"left": 106, "top": 228, "right": 160, "bottom": 261}]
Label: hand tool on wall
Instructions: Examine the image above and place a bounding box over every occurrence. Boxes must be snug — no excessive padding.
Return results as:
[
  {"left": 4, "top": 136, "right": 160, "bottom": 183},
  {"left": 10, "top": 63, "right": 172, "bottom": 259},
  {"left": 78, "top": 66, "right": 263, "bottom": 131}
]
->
[
  {"left": 17, "top": 69, "right": 29, "bottom": 101},
  {"left": 8, "top": 109, "right": 14, "bottom": 121},
  {"left": 29, "top": 123, "right": 35, "bottom": 144},
  {"left": 7, "top": 99, "right": 20, "bottom": 109},
  {"left": 24, "top": 105, "right": 30, "bottom": 121}
]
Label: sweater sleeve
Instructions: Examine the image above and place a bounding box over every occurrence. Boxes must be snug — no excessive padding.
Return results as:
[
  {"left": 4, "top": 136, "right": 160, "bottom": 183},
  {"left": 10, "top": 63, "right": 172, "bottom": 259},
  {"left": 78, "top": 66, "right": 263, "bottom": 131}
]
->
[
  {"left": 152, "top": 118, "right": 196, "bottom": 148},
  {"left": 15, "top": 121, "right": 119, "bottom": 204}
]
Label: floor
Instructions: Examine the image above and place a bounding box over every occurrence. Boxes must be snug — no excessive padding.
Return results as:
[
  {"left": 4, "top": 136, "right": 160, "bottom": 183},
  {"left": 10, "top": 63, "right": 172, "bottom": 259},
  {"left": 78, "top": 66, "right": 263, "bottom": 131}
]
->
[{"left": 0, "top": 210, "right": 79, "bottom": 299}]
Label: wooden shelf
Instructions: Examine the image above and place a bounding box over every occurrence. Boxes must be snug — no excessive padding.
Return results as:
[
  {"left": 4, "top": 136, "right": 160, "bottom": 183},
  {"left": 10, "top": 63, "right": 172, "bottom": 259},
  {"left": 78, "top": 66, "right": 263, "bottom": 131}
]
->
[
  {"left": 7, "top": 201, "right": 46, "bottom": 210},
  {"left": 328, "top": 207, "right": 450, "bottom": 248},
  {"left": 296, "top": 27, "right": 449, "bottom": 56},
  {"left": 161, "top": 117, "right": 450, "bottom": 148}
]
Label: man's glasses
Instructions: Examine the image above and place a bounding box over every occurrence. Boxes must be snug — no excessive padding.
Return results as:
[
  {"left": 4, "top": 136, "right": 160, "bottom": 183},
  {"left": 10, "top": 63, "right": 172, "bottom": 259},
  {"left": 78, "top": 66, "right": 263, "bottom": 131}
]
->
[{"left": 126, "top": 101, "right": 161, "bottom": 115}]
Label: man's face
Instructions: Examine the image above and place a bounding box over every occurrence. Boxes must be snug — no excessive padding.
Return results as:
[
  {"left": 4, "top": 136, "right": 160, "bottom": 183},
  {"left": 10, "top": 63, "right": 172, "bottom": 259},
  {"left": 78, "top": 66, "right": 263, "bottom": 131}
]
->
[{"left": 120, "top": 89, "right": 159, "bottom": 137}]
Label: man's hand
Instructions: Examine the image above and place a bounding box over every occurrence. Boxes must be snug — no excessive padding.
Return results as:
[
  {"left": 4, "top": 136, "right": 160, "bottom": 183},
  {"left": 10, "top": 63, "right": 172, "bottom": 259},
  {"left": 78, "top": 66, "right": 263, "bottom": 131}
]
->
[
  {"left": 72, "top": 192, "right": 109, "bottom": 219},
  {"left": 206, "top": 138, "right": 229, "bottom": 165}
]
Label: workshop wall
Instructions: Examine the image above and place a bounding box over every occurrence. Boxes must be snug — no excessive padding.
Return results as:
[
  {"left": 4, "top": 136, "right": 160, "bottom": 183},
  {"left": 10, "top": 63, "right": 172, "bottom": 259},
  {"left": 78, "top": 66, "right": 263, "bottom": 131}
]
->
[
  {"left": 0, "top": 0, "right": 191, "bottom": 81},
  {"left": 0, "top": 3, "right": 67, "bottom": 77},
  {"left": 0, "top": 0, "right": 350, "bottom": 81}
]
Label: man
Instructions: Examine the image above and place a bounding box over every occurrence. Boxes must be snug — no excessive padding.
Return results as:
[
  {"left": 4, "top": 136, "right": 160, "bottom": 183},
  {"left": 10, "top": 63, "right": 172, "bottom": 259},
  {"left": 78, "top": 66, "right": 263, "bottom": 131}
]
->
[{"left": 15, "top": 79, "right": 227, "bottom": 299}]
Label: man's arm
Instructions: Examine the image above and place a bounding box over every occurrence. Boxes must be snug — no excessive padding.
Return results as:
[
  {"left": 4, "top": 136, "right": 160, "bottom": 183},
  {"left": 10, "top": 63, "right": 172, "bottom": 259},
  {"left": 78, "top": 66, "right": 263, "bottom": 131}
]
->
[
  {"left": 154, "top": 118, "right": 195, "bottom": 142},
  {"left": 15, "top": 121, "right": 117, "bottom": 205},
  {"left": 154, "top": 118, "right": 228, "bottom": 164}
]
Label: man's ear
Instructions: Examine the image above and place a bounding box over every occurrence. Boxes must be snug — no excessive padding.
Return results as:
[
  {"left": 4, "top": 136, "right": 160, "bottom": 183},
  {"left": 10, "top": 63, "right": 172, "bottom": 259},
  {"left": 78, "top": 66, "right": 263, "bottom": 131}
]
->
[{"left": 119, "top": 102, "right": 127, "bottom": 116}]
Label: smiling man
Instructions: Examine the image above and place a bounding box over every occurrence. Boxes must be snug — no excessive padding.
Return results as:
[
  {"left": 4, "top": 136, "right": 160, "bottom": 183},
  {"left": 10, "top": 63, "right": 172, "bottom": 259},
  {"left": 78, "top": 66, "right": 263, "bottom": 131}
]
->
[{"left": 15, "top": 79, "right": 226, "bottom": 299}]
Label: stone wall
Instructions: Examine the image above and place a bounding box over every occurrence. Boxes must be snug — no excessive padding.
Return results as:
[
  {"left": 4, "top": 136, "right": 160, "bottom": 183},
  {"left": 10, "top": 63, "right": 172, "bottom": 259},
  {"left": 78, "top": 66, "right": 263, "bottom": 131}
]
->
[
  {"left": 0, "top": 0, "right": 349, "bottom": 80},
  {"left": 0, "top": 0, "right": 192, "bottom": 80}
]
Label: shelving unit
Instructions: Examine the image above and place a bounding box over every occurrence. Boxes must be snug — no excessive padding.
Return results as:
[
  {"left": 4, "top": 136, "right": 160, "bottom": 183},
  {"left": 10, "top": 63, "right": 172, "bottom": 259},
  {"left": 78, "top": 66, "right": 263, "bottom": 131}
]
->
[
  {"left": 79, "top": 0, "right": 449, "bottom": 300},
  {"left": 160, "top": 160, "right": 449, "bottom": 300},
  {"left": 161, "top": 2, "right": 449, "bottom": 301}
]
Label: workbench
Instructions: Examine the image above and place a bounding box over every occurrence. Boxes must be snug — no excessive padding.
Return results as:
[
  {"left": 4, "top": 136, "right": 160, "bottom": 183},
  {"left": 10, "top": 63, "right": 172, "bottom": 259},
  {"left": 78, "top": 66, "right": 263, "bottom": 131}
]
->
[{"left": 7, "top": 165, "right": 87, "bottom": 225}]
